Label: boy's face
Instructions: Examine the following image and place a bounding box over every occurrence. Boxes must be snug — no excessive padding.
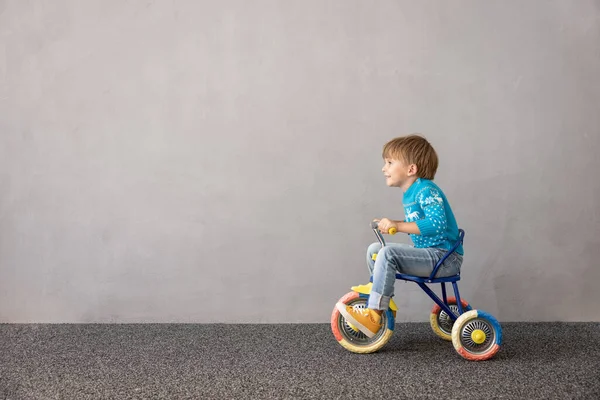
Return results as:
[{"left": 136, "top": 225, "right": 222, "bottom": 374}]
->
[{"left": 382, "top": 157, "right": 417, "bottom": 190}]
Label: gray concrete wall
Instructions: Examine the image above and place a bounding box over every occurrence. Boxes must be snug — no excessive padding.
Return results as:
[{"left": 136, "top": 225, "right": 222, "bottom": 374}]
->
[{"left": 1, "top": 0, "right": 599, "bottom": 323}]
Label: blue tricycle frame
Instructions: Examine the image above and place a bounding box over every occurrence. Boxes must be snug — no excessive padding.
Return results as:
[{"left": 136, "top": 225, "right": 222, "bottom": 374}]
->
[
  {"left": 373, "top": 221, "right": 467, "bottom": 321},
  {"left": 331, "top": 221, "right": 502, "bottom": 360}
]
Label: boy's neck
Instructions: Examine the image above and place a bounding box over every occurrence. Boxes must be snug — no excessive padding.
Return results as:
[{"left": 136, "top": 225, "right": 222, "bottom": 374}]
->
[{"left": 401, "top": 176, "right": 419, "bottom": 192}]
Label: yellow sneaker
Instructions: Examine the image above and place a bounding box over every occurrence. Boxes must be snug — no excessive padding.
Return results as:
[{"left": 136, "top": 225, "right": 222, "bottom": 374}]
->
[{"left": 335, "top": 303, "right": 382, "bottom": 338}]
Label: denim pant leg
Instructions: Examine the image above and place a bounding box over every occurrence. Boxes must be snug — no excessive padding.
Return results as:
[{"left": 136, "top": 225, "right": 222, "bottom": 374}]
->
[
  {"left": 366, "top": 242, "right": 382, "bottom": 275},
  {"left": 367, "top": 244, "right": 443, "bottom": 310}
]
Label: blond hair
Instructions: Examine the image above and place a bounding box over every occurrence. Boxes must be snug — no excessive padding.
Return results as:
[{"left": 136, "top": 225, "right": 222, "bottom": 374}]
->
[{"left": 382, "top": 134, "right": 439, "bottom": 180}]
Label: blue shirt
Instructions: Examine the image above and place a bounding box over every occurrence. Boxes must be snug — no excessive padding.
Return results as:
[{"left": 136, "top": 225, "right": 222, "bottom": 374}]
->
[{"left": 403, "top": 178, "right": 463, "bottom": 255}]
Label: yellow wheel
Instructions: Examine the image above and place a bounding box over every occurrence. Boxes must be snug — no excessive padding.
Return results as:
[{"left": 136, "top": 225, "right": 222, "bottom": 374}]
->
[
  {"left": 331, "top": 291, "right": 395, "bottom": 354},
  {"left": 429, "top": 297, "right": 471, "bottom": 341}
]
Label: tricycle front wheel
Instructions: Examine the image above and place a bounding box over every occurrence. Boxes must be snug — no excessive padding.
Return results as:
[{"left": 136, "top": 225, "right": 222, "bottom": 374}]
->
[{"left": 330, "top": 291, "right": 395, "bottom": 354}]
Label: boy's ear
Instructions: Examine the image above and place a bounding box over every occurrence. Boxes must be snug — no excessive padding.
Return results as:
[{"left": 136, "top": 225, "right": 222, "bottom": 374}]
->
[{"left": 407, "top": 164, "right": 418, "bottom": 176}]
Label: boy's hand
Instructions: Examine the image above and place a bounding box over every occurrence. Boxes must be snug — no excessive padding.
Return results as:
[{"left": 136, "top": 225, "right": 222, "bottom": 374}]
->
[{"left": 374, "top": 218, "right": 397, "bottom": 234}]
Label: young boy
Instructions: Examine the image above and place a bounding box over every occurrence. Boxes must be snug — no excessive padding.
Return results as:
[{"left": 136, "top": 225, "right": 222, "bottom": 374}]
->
[{"left": 336, "top": 134, "right": 464, "bottom": 338}]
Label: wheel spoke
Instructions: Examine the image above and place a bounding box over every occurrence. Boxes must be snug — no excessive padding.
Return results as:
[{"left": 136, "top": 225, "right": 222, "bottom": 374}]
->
[
  {"left": 438, "top": 304, "right": 459, "bottom": 334},
  {"left": 459, "top": 318, "right": 495, "bottom": 354}
]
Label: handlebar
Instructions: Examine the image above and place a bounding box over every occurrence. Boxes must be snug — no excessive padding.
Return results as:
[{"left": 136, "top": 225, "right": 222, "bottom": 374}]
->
[
  {"left": 370, "top": 220, "right": 397, "bottom": 235},
  {"left": 371, "top": 220, "right": 396, "bottom": 247}
]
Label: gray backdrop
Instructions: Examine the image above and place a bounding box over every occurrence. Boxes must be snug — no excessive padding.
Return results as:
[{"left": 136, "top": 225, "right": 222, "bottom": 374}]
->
[{"left": 1, "top": 0, "right": 599, "bottom": 323}]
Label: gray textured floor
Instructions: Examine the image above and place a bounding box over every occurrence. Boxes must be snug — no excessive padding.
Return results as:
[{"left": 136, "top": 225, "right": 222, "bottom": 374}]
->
[{"left": 1, "top": 323, "right": 599, "bottom": 400}]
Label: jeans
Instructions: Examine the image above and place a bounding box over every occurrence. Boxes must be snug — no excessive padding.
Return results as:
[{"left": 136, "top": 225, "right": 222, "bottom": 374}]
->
[{"left": 366, "top": 242, "right": 463, "bottom": 310}]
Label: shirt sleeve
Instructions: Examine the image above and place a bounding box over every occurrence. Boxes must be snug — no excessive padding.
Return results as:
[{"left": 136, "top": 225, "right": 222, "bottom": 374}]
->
[{"left": 415, "top": 186, "right": 447, "bottom": 236}]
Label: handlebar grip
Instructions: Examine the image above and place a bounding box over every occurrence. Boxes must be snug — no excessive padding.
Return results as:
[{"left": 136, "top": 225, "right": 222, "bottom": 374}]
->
[{"left": 372, "top": 221, "right": 397, "bottom": 235}]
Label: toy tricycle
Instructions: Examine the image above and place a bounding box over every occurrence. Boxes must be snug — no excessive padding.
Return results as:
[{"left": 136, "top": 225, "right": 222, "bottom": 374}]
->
[{"left": 330, "top": 222, "right": 502, "bottom": 361}]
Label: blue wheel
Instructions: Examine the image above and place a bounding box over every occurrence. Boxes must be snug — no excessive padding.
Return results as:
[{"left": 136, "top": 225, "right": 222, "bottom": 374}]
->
[{"left": 451, "top": 310, "right": 502, "bottom": 361}]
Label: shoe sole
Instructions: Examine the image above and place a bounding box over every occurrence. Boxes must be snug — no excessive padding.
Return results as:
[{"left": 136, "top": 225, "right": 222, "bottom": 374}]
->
[{"left": 335, "top": 302, "right": 377, "bottom": 338}]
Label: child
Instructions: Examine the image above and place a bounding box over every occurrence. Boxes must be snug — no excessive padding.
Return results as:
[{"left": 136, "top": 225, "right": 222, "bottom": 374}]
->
[{"left": 336, "top": 134, "right": 464, "bottom": 338}]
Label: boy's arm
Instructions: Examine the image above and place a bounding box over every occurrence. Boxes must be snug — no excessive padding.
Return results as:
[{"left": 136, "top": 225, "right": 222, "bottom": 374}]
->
[
  {"left": 413, "top": 187, "right": 448, "bottom": 236},
  {"left": 393, "top": 221, "right": 421, "bottom": 235},
  {"left": 376, "top": 218, "right": 421, "bottom": 235}
]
